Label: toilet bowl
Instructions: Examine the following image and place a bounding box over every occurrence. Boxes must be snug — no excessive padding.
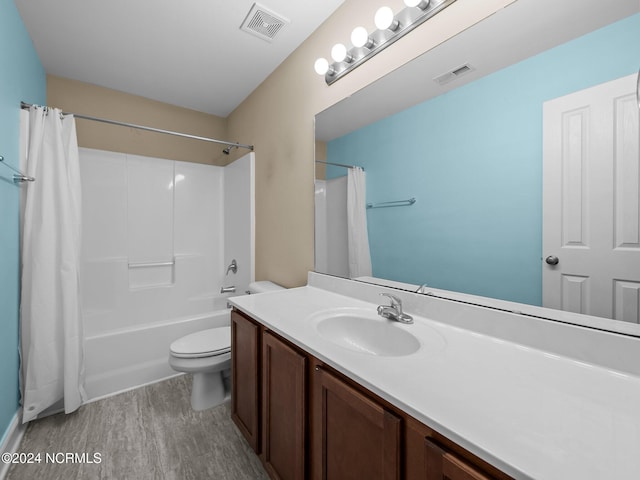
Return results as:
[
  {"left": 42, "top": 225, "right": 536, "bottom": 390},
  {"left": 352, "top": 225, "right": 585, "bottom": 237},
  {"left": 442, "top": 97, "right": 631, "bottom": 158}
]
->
[
  {"left": 169, "top": 326, "right": 231, "bottom": 411},
  {"left": 169, "top": 280, "right": 284, "bottom": 411}
]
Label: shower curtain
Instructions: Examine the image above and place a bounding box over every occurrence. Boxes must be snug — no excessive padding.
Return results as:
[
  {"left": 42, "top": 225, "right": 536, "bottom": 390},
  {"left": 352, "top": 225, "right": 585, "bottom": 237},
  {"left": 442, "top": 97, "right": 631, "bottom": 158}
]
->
[
  {"left": 20, "top": 106, "right": 85, "bottom": 423},
  {"left": 347, "top": 167, "right": 372, "bottom": 278}
]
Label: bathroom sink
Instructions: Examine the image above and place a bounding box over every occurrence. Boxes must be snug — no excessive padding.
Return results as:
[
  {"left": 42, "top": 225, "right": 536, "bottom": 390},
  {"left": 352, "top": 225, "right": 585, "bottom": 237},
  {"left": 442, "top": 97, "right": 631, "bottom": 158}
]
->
[{"left": 313, "top": 309, "right": 421, "bottom": 357}]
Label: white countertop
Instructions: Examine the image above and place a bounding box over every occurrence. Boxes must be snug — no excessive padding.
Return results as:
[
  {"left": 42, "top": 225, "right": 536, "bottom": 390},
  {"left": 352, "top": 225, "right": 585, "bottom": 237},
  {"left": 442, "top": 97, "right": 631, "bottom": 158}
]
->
[{"left": 230, "top": 278, "right": 640, "bottom": 480}]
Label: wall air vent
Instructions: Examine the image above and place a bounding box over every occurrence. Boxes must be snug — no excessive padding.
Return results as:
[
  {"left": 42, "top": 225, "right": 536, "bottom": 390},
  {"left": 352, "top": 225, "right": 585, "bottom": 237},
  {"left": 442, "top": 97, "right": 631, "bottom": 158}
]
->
[
  {"left": 433, "top": 63, "right": 475, "bottom": 86},
  {"left": 240, "top": 3, "right": 289, "bottom": 42}
]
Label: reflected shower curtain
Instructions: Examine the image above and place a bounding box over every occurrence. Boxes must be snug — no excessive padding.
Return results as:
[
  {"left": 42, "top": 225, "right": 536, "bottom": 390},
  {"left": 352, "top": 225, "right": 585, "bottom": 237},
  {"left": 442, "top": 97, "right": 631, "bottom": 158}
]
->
[
  {"left": 347, "top": 167, "right": 372, "bottom": 278},
  {"left": 20, "top": 106, "right": 85, "bottom": 423}
]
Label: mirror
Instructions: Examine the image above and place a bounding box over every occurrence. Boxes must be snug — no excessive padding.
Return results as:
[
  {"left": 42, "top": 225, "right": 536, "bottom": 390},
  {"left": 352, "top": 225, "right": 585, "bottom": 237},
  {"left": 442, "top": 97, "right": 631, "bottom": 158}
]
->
[{"left": 314, "top": 0, "right": 640, "bottom": 334}]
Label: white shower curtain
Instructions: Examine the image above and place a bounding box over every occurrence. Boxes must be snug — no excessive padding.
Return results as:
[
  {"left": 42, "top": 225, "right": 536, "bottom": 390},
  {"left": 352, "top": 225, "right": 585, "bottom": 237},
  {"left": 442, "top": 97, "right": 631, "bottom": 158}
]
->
[
  {"left": 347, "top": 167, "right": 372, "bottom": 278},
  {"left": 20, "top": 106, "right": 85, "bottom": 423}
]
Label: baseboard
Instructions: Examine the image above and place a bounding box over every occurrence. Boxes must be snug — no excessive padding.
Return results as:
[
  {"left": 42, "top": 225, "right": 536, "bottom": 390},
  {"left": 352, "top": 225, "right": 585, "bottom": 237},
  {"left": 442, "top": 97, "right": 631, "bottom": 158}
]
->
[{"left": 0, "top": 410, "right": 26, "bottom": 480}]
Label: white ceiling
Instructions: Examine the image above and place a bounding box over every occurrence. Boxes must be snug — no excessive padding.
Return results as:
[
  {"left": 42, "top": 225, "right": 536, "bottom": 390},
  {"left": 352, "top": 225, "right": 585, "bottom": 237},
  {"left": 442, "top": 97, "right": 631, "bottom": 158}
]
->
[
  {"left": 316, "top": 0, "right": 640, "bottom": 141},
  {"left": 15, "top": 0, "right": 345, "bottom": 117}
]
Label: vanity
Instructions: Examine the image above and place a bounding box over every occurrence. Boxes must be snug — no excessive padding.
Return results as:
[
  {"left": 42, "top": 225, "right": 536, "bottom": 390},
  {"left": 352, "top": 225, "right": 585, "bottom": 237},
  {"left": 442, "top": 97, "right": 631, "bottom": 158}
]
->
[{"left": 228, "top": 272, "right": 640, "bottom": 480}]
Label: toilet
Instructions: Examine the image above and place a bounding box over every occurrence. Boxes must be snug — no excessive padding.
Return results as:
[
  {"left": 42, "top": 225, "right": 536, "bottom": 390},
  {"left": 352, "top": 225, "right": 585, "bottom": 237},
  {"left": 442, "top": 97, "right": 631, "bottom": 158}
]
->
[
  {"left": 169, "top": 327, "right": 232, "bottom": 411},
  {"left": 168, "top": 280, "right": 283, "bottom": 411}
]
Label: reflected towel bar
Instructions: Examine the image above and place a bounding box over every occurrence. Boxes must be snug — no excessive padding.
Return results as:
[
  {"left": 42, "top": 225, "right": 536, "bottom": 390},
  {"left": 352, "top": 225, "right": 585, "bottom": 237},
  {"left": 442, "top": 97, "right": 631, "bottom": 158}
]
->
[
  {"left": 0, "top": 156, "right": 35, "bottom": 183},
  {"left": 128, "top": 260, "right": 175, "bottom": 269},
  {"left": 367, "top": 197, "right": 416, "bottom": 209}
]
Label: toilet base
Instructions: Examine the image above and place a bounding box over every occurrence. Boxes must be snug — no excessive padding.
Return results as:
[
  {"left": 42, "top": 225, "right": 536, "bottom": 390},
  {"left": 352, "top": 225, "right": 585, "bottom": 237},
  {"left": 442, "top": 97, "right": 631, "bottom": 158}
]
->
[
  {"left": 191, "top": 371, "right": 228, "bottom": 411},
  {"left": 168, "top": 339, "right": 231, "bottom": 411}
]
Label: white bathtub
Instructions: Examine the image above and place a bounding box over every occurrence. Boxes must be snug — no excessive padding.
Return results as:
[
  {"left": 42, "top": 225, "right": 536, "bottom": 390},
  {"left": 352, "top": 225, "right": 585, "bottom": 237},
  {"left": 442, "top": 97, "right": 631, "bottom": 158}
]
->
[
  {"left": 83, "top": 296, "right": 233, "bottom": 402},
  {"left": 79, "top": 149, "right": 254, "bottom": 403}
]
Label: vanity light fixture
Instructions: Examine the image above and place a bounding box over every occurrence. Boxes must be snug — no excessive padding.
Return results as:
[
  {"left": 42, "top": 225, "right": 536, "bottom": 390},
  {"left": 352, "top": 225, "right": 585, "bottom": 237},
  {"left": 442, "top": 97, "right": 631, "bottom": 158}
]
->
[
  {"left": 314, "top": 57, "right": 331, "bottom": 76},
  {"left": 374, "top": 6, "right": 399, "bottom": 31},
  {"left": 331, "top": 43, "right": 350, "bottom": 63},
  {"left": 404, "top": 0, "right": 431, "bottom": 9},
  {"left": 314, "top": 0, "right": 457, "bottom": 85},
  {"left": 351, "top": 26, "right": 374, "bottom": 49}
]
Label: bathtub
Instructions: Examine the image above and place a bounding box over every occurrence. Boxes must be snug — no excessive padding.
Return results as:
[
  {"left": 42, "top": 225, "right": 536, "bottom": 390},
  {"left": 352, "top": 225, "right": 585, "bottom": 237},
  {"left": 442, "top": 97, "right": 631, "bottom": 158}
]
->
[{"left": 83, "top": 295, "right": 234, "bottom": 402}]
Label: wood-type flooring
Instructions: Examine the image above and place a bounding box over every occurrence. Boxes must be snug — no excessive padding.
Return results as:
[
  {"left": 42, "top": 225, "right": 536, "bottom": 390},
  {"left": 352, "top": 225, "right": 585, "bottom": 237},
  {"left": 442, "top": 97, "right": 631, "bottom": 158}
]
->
[{"left": 6, "top": 375, "right": 268, "bottom": 480}]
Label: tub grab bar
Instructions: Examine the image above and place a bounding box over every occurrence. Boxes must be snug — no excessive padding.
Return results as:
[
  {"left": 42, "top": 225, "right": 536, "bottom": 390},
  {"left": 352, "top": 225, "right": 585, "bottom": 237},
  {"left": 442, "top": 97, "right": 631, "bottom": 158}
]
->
[{"left": 128, "top": 260, "right": 175, "bottom": 269}]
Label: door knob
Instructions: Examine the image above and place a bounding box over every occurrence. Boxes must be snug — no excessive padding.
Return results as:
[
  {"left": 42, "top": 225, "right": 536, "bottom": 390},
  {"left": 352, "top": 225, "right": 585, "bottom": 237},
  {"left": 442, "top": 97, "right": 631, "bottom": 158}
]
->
[{"left": 545, "top": 255, "right": 559, "bottom": 265}]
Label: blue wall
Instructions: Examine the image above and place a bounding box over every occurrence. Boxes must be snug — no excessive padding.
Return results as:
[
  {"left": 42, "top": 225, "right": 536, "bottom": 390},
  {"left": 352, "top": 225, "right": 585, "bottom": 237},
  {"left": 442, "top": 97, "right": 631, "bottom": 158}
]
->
[
  {"left": 0, "top": 0, "right": 45, "bottom": 442},
  {"left": 327, "top": 14, "right": 640, "bottom": 305}
]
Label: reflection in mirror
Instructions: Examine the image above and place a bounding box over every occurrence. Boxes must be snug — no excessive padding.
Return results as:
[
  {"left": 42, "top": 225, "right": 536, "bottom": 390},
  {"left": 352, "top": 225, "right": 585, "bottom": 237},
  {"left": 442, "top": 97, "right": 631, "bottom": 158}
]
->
[{"left": 314, "top": 0, "right": 640, "bottom": 333}]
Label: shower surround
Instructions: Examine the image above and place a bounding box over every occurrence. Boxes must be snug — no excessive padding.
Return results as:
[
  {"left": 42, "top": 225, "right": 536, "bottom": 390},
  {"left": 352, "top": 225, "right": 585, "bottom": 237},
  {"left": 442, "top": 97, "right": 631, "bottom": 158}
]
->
[{"left": 79, "top": 148, "right": 254, "bottom": 400}]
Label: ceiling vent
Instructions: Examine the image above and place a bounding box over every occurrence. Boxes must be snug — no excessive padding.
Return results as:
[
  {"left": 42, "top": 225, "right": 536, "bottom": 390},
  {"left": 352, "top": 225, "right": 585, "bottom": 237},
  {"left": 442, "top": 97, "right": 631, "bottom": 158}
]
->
[
  {"left": 433, "top": 63, "right": 475, "bottom": 86},
  {"left": 240, "top": 3, "right": 289, "bottom": 42}
]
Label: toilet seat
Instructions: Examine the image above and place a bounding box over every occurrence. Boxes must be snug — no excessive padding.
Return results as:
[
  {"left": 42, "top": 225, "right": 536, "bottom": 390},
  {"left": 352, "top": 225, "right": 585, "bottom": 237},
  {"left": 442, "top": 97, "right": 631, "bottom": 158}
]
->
[{"left": 170, "top": 326, "right": 231, "bottom": 359}]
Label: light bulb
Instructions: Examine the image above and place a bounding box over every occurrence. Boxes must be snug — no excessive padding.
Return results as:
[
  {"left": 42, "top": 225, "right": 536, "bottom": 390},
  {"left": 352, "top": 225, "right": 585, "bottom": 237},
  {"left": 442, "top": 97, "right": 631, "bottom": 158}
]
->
[
  {"left": 314, "top": 57, "right": 329, "bottom": 75},
  {"left": 404, "top": 0, "right": 430, "bottom": 8},
  {"left": 331, "top": 43, "right": 347, "bottom": 62},
  {"left": 374, "top": 6, "right": 396, "bottom": 30},
  {"left": 351, "top": 26, "right": 370, "bottom": 48}
]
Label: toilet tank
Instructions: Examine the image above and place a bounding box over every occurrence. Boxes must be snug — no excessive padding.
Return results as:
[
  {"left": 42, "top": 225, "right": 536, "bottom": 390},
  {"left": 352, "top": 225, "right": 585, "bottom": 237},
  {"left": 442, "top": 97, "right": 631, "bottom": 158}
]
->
[{"left": 248, "top": 281, "right": 284, "bottom": 294}]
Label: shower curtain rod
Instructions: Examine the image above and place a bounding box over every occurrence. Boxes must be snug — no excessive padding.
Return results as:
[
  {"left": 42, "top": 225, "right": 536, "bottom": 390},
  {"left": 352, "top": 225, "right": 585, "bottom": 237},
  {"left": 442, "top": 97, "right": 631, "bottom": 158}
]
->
[
  {"left": 20, "top": 102, "right": 254, "bottom": 151},
  {"left": 315, "top": 160, "right": 363, "bottom": 171}
]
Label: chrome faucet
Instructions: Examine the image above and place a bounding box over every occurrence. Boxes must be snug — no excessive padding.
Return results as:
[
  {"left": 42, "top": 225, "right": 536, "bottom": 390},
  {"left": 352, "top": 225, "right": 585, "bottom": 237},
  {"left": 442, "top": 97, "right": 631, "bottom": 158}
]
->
[
  {"left": 226, "top": 259, "right": 237, "bottom": 275},
  {"left": 415, "top": 283, "right": 430, "bottom": 294},
  {"left": 377, "top": 293, "right": 413, "bottom": 324}
]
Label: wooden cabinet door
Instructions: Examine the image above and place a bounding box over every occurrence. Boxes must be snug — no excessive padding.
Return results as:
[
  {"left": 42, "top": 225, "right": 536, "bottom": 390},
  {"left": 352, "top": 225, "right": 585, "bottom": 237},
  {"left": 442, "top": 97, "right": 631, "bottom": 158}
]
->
[
  {"left": 312, "top": 366, "right": 401, "bottom": 480},
  {"left": 231, "top": 310, "right": 261, "bottom": 452},
  {"left": 262, "top": 331, "right": 307, "bottom": 480},
  {"left": 425, "top": 438, "right": 494, "bottom": 480}
]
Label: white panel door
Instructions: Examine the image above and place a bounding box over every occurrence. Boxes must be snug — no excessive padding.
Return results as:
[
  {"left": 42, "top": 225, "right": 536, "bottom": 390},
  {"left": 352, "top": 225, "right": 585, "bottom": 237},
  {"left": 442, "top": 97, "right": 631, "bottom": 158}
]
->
[{"left": 543, "top": 74, "right": 640, "bottom": 322}]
